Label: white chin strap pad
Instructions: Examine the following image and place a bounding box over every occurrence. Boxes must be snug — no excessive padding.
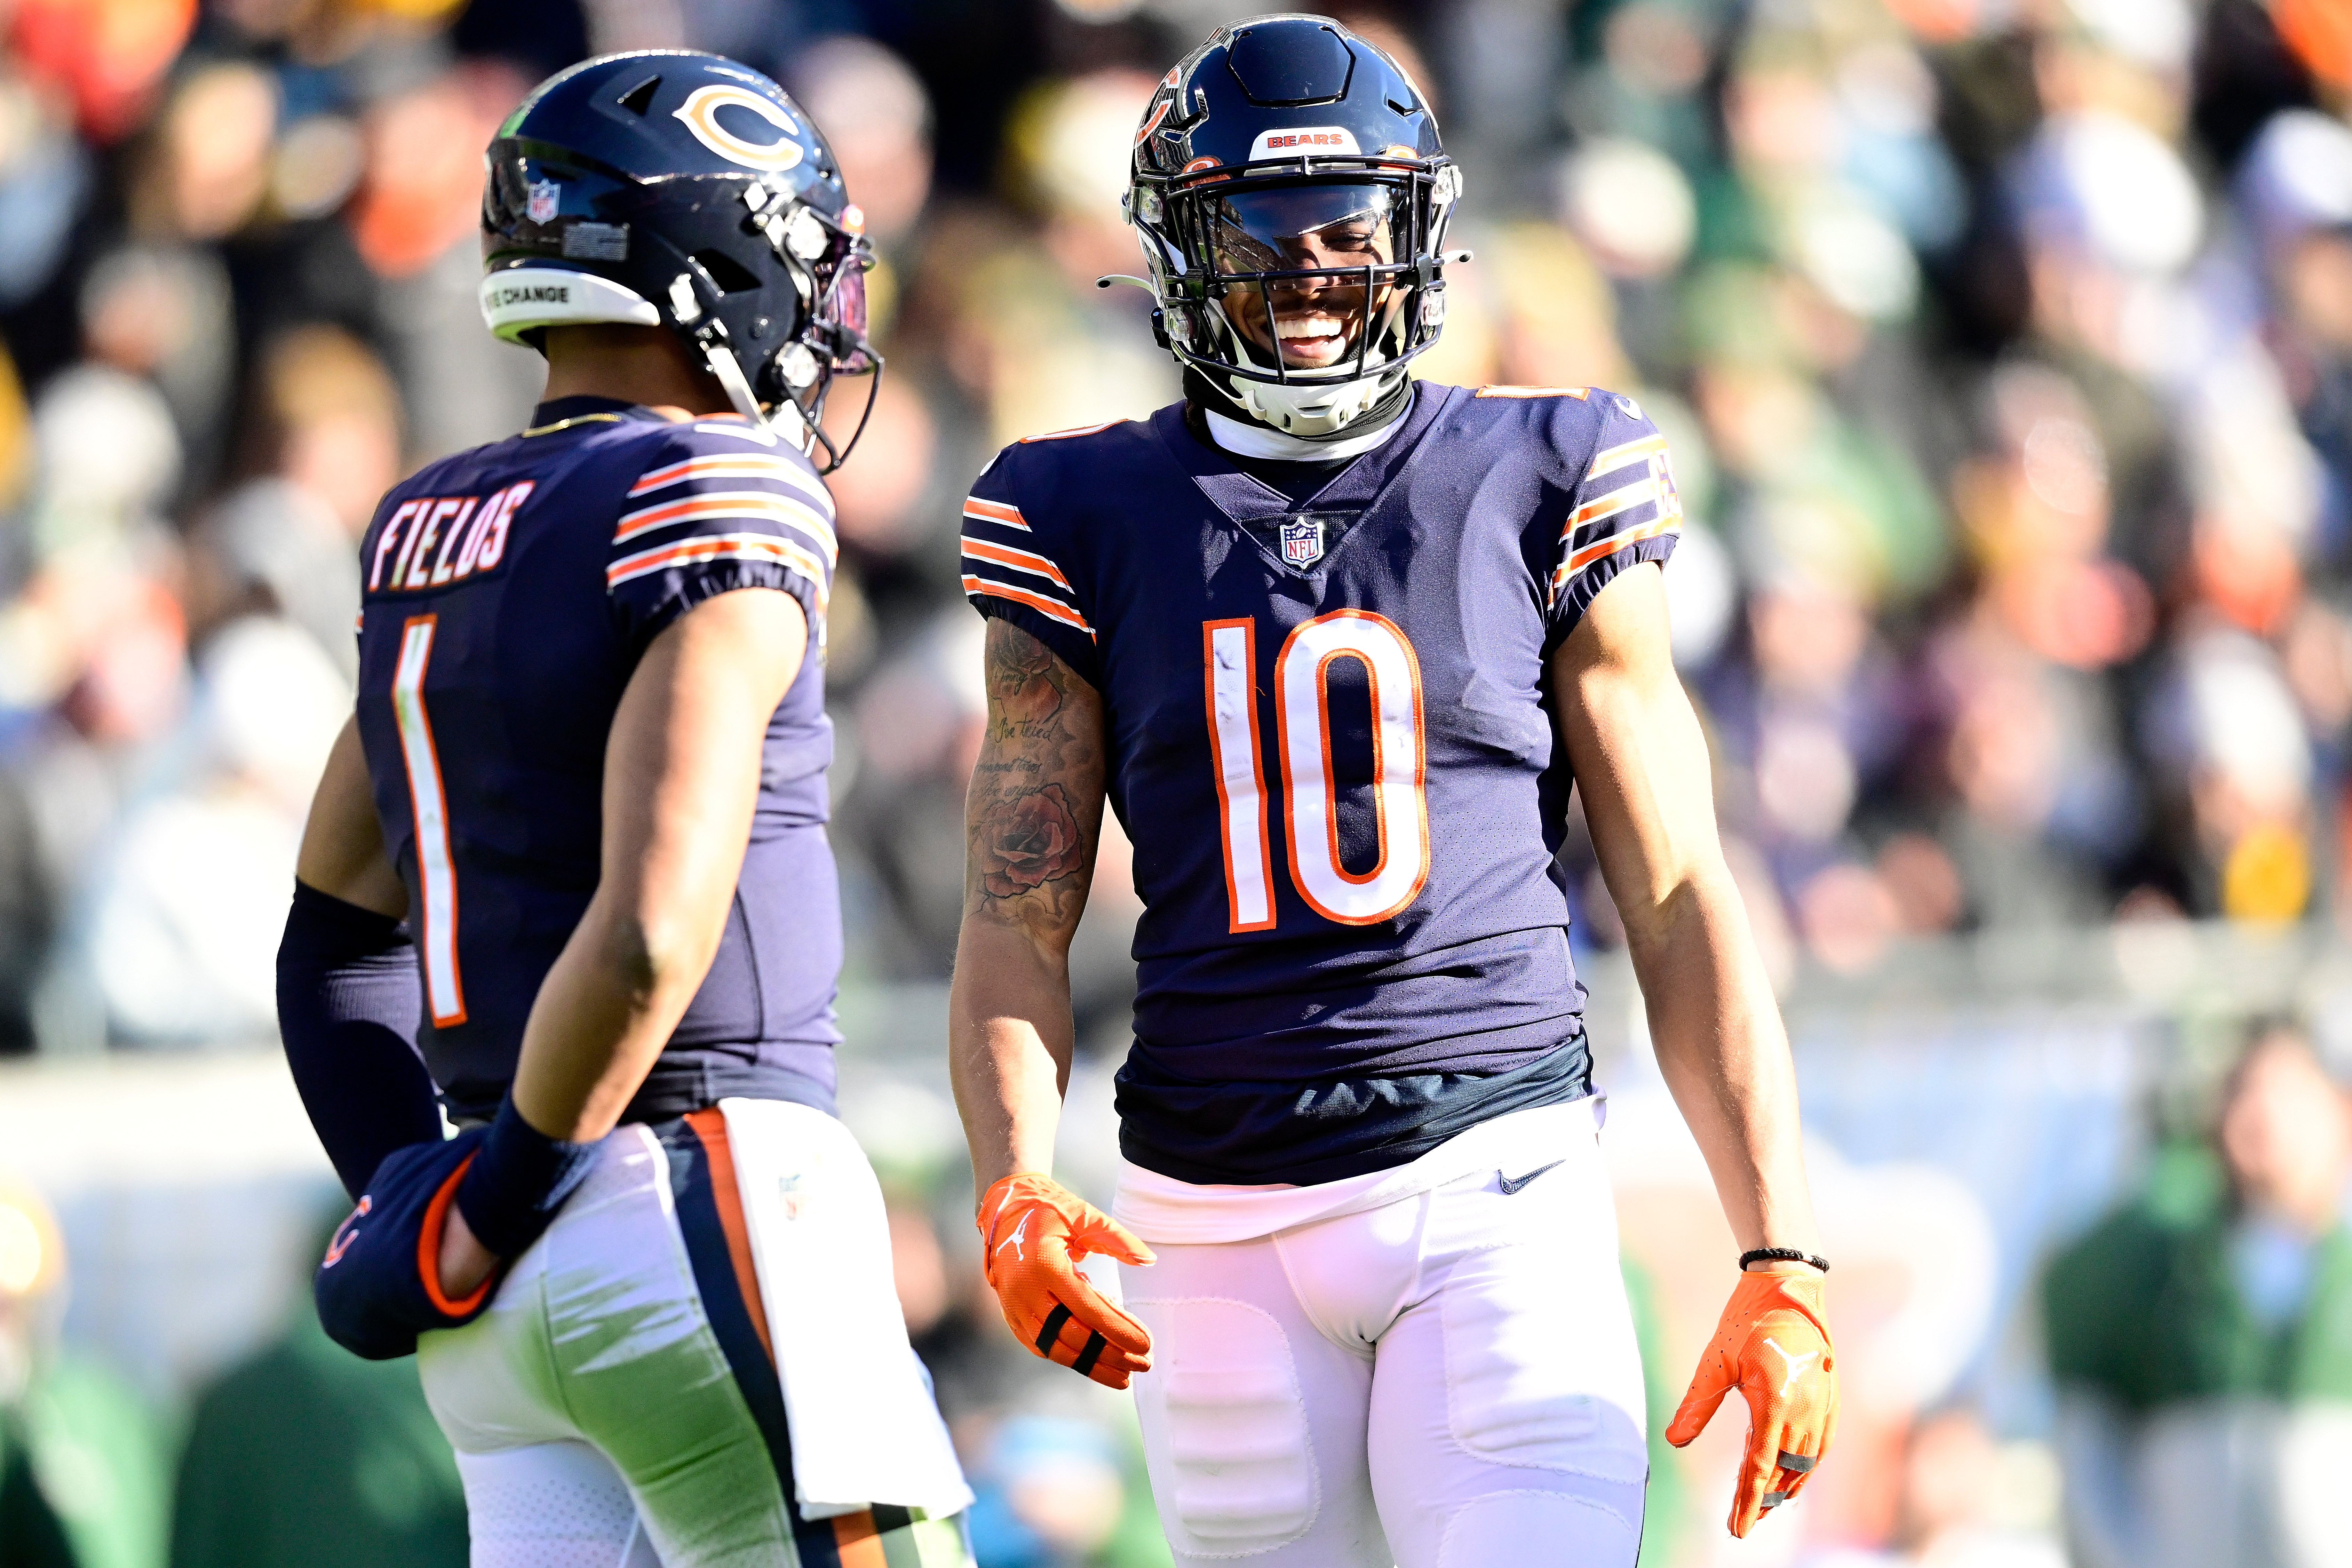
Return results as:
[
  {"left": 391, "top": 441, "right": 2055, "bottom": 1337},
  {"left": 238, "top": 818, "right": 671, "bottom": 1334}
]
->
[
  {"left": 1233, "top": 368, "right": 1400, "bottom": 439},
  {"left": 479, "top": 267, "right": 661, "bottom": 344}
]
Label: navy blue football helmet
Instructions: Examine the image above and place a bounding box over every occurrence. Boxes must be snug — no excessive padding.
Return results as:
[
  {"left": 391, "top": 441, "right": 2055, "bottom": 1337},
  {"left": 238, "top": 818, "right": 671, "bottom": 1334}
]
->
[
  {"left": 1122, "top": 16, "right": 1465, "bottom": 439},
  {"left": 480, "top": 51, "right": 880, "bottom": 470}
]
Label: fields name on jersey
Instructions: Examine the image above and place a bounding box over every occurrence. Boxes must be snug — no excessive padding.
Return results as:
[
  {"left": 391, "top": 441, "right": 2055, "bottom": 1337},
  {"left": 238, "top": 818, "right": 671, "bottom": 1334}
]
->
[{"left": 368, "top": 481, "right": 536, "bottom": 594}]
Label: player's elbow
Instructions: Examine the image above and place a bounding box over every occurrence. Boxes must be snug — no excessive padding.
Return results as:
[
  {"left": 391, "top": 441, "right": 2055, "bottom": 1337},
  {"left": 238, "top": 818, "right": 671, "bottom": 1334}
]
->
[
  {"left": 1614, "top": 862, "right": 1731, "bottom": 959},
  {"left": 596, "top": 906, "right": 721, "bottom": 1002}
]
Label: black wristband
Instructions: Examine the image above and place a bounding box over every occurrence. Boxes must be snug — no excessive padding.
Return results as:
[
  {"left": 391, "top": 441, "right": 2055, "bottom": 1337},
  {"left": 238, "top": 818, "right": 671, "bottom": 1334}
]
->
[
  {"left": 453, "top": 1098, "right": 604, "bottom": 1259},
  {"left": 1740, "top": 1247, "right": 1829, "bottom": 1273}
]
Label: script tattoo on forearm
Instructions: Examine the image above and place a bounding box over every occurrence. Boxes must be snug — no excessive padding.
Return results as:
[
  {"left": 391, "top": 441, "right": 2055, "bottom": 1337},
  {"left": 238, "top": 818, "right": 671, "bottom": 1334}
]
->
[{"left": 963, "top": 619, "right": 1107, "bottom": 940}]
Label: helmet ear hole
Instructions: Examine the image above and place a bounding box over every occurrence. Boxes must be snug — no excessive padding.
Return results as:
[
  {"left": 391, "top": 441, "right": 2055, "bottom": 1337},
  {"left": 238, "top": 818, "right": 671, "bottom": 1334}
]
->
[{"left": 694, "top": 250, "right": 764, "bottom": 294}]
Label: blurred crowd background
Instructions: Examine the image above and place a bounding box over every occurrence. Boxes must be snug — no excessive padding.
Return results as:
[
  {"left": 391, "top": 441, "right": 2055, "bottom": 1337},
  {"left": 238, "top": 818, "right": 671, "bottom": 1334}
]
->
[{"left": 2, "top": 0, "right": 2352, "bottom": 1563}]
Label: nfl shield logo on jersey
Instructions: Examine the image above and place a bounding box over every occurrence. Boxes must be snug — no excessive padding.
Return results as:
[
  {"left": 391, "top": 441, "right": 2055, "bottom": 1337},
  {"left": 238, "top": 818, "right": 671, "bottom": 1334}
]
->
[
  {"left": 1281, "top": 516, "right": 1324, "bottom": 567},
  {"left": 526, "top": 179, "right": 560, "bottom": 225}
]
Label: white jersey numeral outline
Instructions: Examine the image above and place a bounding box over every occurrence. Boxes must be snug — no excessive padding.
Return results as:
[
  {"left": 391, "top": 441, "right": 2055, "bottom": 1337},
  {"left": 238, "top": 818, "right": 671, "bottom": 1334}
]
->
[
  {"left": 1203, "top": 610, "right": 1431, "bottom": 930},
  {"left": 1203, "top": 619, "right": 1277, "bottom": 933},
  {"left": 391, "top": 616, "right": 466, "bottom": 1026}
]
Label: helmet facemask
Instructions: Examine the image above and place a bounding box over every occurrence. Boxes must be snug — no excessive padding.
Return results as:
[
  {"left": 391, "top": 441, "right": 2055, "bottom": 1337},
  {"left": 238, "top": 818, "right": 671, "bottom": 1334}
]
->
[
  {"left": 1133, "top": 158, "right": 1462, "bottom": 438},
  {"left": 731, "top": 182, "right": 883, "bottom": 472}
]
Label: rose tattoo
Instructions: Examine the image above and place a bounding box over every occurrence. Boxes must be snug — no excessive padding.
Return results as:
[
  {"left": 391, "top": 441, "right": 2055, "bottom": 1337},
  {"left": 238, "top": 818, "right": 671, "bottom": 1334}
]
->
[{"left": 980, "top": 782, "right": 1083, "bottom": 897}]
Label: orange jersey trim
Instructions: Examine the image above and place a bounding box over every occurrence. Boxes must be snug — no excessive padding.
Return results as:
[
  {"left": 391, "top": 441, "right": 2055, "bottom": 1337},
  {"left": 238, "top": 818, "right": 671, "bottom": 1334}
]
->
[
  {"left": 1586, "top": 433, "right": 1669, "bottom": 480},
  {"left": 606, "top": 533, "right": 830, "bottom": 605},
  {"left": 962, "top": 496, "right": 1028, "bottom": 530},
  {"left": 962, "top": 574, "right": 1096, "bottom": 638},
  {"left": 1556, "top": 514, "right": 1681, "bottom": 580},
  {"left": 628, "top": 454, "right": 832, "bottom": 503},
  {"left": 1566, "top": 476, "right": 1659, "bottom": 534},
  {"left": 961, "top": 538, "right": 1072, "bottom": 589},
  {"left": 613, "top": 493, "right": 838, "bottom": 559}
]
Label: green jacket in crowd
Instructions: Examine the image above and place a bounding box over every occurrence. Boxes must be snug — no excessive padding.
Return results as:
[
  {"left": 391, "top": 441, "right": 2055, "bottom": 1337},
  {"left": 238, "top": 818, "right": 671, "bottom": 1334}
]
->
[
  {"left": 169, "top": 1307, "right": 467, "bottom": 1568},
  {"left": 2043, "top": 1147, "right": 2352, "bottom": 1409}
]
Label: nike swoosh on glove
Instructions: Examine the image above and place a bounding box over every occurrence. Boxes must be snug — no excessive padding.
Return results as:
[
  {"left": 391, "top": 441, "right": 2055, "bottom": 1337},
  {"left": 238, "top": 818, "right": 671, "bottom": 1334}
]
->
[
  {"left": 1665, "top": 1268, "right": 1838, "bottom": 1538},
  {"left": 976, "top": 1173, "right": 1154, "bottom": 1389},
  {"left": 315, "top": 1129, "right": 499, "bottom": 1360}
]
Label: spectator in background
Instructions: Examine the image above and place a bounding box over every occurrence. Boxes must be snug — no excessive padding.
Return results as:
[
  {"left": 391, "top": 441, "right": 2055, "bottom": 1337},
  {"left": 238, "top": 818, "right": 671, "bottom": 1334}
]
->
[
  {"left": 169, "top": 1210, "right": 466, "bottom": 1568},
  {"left": 0, "top": 1176, "right": 168, "bottom": 1568},
  {"left": 2043, "top": 1021, "right": 2352, "bottom": 1568}
]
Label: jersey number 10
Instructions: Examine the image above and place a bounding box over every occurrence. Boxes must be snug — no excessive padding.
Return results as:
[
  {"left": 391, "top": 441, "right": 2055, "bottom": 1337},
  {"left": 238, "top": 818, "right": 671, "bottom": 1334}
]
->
[{"left": 1204, "top": 610, "right": 1430, "bottom": 932}]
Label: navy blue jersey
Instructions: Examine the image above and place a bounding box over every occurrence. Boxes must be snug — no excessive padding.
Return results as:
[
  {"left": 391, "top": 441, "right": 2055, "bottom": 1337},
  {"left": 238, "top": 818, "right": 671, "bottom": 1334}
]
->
[
  {"left": 354, "top": 396, "right": 843, "bottom": 1124},
  {"left": 961, "top": 383, "right": 1682, "bottom": 1184}
]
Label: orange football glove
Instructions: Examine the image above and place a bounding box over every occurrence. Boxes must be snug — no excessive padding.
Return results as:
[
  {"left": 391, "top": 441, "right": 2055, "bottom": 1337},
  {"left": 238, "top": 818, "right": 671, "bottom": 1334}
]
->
[
  {"left": 976, "top": 1173, "right": 1155, "bottom": 1390},
  {"left": 1664, "top": 1267, "right": 1838, "bottom": 1538}
]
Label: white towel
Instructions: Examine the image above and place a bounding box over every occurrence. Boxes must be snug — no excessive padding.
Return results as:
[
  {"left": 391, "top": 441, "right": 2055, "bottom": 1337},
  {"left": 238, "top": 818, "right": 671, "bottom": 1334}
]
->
[{"left": 716, "top": 1097, "right": 975, "bottom": 1521}]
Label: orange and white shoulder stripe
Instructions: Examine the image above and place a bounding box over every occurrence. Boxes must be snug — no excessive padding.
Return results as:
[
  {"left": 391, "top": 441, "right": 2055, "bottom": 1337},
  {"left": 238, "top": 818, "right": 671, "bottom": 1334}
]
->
[
  {"left": 609, "top": 531, "right": 830, "bottom": 607},
  {"left": 613, "top": 489, "right": 839, "bottom": 562},
  {"left": 962, "top": 495, "right": 1029, "bottom": 532},
  {"left": 961, "top": 537, "right": 1073, "bottom": 590},
  {"left": 628, "top": 452, "right": 834, "bottom": 513},
  {"left": 959, "top": 574, "right": 1095, "bottom": 639},
  {"left": 1586, "top": 432, "right": 1669, "bottom": 480},
  {"left": 961, "top": 489, "right": 1091, "bottom": 636},
  {"left": 1551, "top": 513, "right": 1680, "bottom": 591},
  {"left": 1549, "top": 461, "right": 1682, "bottom": 600}
]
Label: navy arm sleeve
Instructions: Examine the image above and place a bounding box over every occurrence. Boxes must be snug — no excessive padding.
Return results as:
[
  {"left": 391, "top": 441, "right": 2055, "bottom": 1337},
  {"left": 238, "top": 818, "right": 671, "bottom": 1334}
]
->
[{"left": 277, "top": 881, "right": 442, "bottom": 1199}]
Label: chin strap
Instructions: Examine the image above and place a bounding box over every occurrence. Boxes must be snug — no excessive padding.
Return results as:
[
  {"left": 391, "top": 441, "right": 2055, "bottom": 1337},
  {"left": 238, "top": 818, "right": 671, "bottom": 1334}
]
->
[
  {"left": 699, "top": 333, "right": 813, "bottom": 454},
  {"left": 700, "top": 336, "right": 769, "bottom": 429}
]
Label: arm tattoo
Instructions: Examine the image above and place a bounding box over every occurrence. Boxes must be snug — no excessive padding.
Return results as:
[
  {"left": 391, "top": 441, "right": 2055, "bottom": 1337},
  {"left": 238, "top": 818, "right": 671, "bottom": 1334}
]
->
[{"left": 962, "top": 618, "right": 1108, "bottom": 943}]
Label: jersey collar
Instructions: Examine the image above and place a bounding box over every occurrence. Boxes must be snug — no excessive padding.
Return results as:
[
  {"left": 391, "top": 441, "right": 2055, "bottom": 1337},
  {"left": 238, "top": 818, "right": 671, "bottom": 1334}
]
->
[
  {"left": 1153, "top": 380, "right": 1455, "bottom": 528},
  {"left": 523, "top": 395, "right": 674, "bottom": 436}
]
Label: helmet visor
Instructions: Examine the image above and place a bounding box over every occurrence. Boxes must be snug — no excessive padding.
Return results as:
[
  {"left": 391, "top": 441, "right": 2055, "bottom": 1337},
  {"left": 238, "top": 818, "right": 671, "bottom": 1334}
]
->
[
  {"left": 1206, "top": 183, "right": 1400, "bottom": 276},
  {"left": 815, "top": 247, "right": 877, "bottom": 375},
  {"left": 1199, "top": 182, "right": 1405, "bottom": 372}
]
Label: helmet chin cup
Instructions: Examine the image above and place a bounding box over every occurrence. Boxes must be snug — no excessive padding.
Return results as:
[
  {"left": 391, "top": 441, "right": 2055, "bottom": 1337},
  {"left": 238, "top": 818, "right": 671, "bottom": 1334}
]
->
[{"left": 1229, "top": 366, "right": 1401, "bottom": 438}]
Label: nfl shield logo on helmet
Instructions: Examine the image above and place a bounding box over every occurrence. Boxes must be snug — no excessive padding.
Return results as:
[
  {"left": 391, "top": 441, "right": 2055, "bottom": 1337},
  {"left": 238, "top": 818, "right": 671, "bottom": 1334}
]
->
[
  {"left": 1281, "top": 517, "right": 1323, "bottom": 567},
  {"left": 526, "top": 179, "right": 560, "bottom": 225}
]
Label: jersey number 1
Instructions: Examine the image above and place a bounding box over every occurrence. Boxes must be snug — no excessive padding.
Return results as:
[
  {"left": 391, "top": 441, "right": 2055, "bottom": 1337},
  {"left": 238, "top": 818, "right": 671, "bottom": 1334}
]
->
[
  {"left": 392, "top": 616, "right": 466, "bottom": 1026},
  {"left": 1203, "top": 610, "right": 1430, "bottom": 932}
]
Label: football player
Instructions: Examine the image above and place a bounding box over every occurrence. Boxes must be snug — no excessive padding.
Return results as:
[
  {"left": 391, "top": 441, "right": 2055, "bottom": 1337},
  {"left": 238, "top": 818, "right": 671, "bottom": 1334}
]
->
[
  {"left": 278, "top": 53, "right": 974, "bottom": 1567},
  {"left": 948, "top": 17, "right": 1836, "bottom": 1567}
]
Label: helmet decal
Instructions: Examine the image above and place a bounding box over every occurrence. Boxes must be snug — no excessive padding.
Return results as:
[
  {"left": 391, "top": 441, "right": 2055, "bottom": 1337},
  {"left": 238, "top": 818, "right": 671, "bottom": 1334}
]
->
[
  {"left": 672, "top": 84, "right": 806, "bottom": 171},
  {"left": 1250, "top": 126, "right": 1360, "bottom": 157}
]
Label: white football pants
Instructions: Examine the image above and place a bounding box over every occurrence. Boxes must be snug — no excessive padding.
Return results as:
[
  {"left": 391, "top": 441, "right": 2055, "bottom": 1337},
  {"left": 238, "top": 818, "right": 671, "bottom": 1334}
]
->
[
  {"left": 1115, "top": 1100, "right": 1648, "bottom": 1568},
  {"left": 417, "top": 1107, "right": 971, "bottom": 1568}
]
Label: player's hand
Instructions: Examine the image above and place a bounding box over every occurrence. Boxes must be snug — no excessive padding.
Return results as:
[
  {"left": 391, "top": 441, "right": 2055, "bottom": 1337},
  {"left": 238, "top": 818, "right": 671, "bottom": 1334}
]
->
[
  {"left": 438, "top": 1201, "right": 499, "bottom": 1302},
  {"left": 1665, "top": 1266, "right": 1837, "bottom": 1538},
  {"left": 976, "top": 1173, "right": 1155, "bottom": 1389}
]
